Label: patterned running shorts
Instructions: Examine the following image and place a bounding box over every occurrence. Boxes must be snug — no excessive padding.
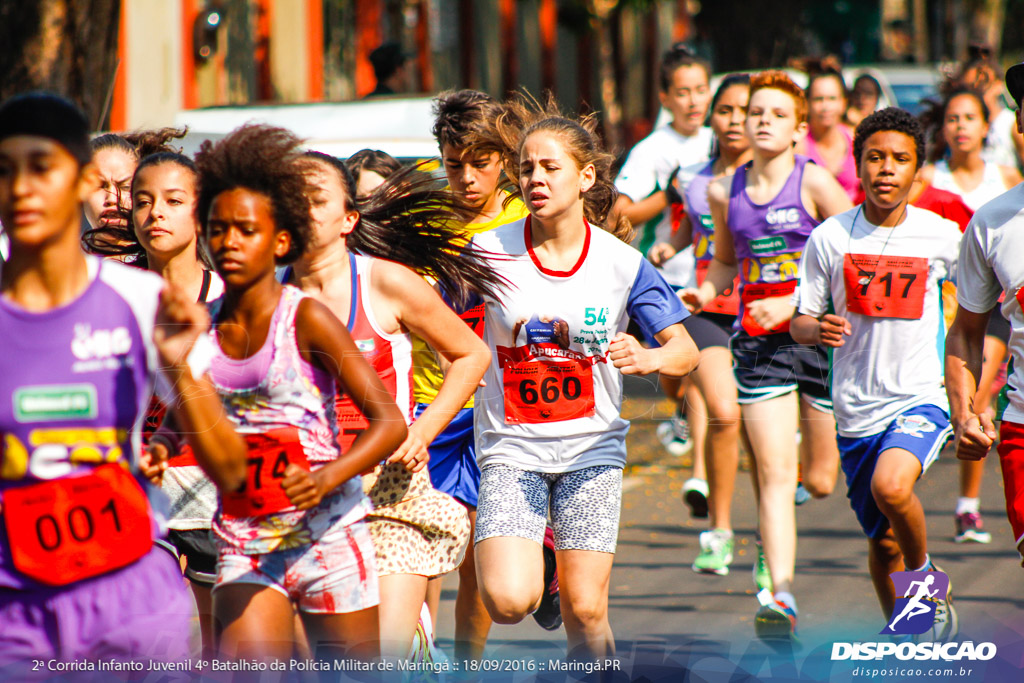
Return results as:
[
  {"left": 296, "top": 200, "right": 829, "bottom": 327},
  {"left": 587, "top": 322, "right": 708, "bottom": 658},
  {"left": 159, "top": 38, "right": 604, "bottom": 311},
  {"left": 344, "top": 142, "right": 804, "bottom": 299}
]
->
[{"left": 475, "top": 464, "right": 623, "bottom": 554}]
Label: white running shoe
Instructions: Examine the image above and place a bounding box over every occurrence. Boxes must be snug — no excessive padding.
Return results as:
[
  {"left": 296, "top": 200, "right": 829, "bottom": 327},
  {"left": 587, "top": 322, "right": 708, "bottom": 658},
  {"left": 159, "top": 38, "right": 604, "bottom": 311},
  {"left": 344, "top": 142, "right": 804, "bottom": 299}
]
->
[{"left": 656, "top": 412, "right": 692, "bottom": 457}]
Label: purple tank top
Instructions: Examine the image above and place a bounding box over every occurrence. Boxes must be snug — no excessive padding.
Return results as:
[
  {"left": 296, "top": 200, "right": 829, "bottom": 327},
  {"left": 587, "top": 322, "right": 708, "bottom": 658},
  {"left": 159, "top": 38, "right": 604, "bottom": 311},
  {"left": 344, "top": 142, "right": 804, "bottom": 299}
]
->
[
  {"left": 727, "top": 155, "right": 818, "bottom": 288},
  {"left": 0, "top": 258, "right": 165, "bottom": 589},
  {"left": 683, "top": 161, "right": 716, "bottom": 264}
]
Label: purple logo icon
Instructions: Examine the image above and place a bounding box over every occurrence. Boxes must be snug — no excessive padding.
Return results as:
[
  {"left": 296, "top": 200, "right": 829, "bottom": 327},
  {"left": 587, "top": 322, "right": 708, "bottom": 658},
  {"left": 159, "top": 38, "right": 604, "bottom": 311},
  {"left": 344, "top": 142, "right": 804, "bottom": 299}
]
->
[{"left": 880, "top": 570, "right": 950, "bottom": 636}]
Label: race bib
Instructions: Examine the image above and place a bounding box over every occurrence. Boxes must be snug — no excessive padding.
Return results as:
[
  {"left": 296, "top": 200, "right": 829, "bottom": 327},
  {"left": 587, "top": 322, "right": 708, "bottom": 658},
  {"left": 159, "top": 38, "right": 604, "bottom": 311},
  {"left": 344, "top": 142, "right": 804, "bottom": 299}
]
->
[
  {"left": 696, "top": 260, "right": 741, "bottom": 316},
  {"left": 843, "top": 254, "right": 927, "bottom": 320},
  {"left": 503, "top": 358, "right": 596, "bottom": 424},
  {"left": 335, "top": 395, "right": 369, "bottom": 454},
  {"left": 459, "top": 302, "right": 487, "bottom": 339},
  {"left": 740, "top": 281, "right": 798, "bottom": 336},
  {"left": 4, "top": 464, "right": 153, "bottom": 586},
  {"left": 221, "top": 428, "right": 310, "bottom": 518}
]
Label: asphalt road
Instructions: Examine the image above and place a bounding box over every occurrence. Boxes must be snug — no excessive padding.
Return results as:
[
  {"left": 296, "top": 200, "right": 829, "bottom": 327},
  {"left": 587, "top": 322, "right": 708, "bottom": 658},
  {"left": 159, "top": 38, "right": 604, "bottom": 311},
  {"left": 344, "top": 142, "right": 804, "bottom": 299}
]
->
[{"left": 430, "top": 374, "right": 1024, "bottom": 683}]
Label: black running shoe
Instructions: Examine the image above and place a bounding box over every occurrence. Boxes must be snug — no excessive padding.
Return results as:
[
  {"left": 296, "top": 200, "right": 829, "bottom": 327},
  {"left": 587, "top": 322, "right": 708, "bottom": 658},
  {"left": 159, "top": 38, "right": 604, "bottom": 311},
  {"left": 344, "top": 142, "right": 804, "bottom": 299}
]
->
[{"left": 533, "top": 526, "right": 562, "bottom": 631}]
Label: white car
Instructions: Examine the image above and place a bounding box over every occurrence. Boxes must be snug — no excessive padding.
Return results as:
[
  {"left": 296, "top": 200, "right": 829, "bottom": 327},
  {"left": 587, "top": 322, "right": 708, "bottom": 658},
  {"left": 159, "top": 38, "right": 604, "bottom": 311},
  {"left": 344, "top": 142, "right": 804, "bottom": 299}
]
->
[{"left": 173, "top": 96, "right": 441, "bottom": 163}]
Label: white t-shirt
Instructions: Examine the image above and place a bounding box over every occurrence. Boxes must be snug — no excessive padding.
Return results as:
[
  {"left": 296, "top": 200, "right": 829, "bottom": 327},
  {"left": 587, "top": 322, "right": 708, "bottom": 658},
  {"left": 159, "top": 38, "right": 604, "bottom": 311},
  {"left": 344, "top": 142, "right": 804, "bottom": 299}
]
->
[
  {"left": 957, "top": 185, "right": 1024, "bottom": 424},
  {"left": 795, "top": 205, "right": 961, "bottom": 437},
  {"left": 931, "top": 159, "right": 1007, "bottom": 212},
  {"left": 615, "top": 125, "right": 713, "bottom": 286},
  {"left": 472, "top": 218, "right": 688, "bottom": 472},
  {"left": 983, "top": 107, "right": 1019, "bottom": 169}
]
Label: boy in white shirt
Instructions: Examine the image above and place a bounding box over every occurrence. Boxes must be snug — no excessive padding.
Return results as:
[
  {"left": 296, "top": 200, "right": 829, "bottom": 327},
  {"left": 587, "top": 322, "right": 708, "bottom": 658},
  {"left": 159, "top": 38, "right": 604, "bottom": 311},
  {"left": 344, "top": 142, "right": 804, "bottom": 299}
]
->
[{"left": 792, "top": 108, "right": 961, "bottom": 641}]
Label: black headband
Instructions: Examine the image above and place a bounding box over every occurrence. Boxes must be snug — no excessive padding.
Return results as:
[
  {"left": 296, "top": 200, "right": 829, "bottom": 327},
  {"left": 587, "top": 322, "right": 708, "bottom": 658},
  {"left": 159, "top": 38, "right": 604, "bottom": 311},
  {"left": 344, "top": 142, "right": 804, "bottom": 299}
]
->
[{"left": 0, "top": 92, "right": 92, "bottom": 166}]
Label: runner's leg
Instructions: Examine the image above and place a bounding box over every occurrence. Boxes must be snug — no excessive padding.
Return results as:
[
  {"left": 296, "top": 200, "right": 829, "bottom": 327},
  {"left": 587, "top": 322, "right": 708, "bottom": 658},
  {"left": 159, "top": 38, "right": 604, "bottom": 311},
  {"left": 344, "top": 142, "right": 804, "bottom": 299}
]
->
[
  {"left": 378, "top": 573, "right": 430, "bottom": 658},
  {"left": 799, "top": 397, "right": 839, "bottom": 498},
  {"left": 868, "top": 531, "right": 904, "bottom": 620},
  {"left": 870, "top": 448, "right": 927, "bottom": 571},
  {"left": 214, "top": 585, "right": 296, "bottom": 661},
  {"left": 475, "top": 537, "right": 545, "bottom": 622},
  {"left": 454, "top": 509, "right": 491, "bottom": 660},
  {"left": 302, "top": 607, "right": 381, "bottom": 661},
  {"left": 686, "top": 383, "right": 708, "bottom": 480},
  {"left": 691, "top": 346, "right": 741, "bottom": 531},
  {"left": 557, "top": 549, "right": 615, "bottom": 658},
  {"left": 741, "top": 393, "right": 799, "bottom": 595}
]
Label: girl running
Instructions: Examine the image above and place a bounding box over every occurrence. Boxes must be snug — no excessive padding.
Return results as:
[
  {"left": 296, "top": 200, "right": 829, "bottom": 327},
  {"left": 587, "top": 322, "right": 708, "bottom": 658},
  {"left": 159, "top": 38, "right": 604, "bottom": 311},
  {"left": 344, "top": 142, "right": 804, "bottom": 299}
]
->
[
  {"left": 919, "top": 88, "right": 1021, "bottom": 212},
  {"left": 920, "top": 87, "right": 1020, "bottom": 541},
  {"left": 126, "top": 153, "right": 224, "bottom": 657},
  {"left": 473, "top": 96, "right": 699, "bottom": 659},
  {"left": 845, "top": 73, "right": 882, "bottom": 128},
  {"left": 286, "top": 151, "right": 499, "bottom": 658},
  {"left": 419, "top": 89, "right": 534, "bottom": 657},
  {"left": 650, "top": 74, "right": 751, "bottom": 576},
  {"left": 613, "top": 43, "right": 713, "bottom": 498},
  {"left": 189, "top": 124, "right": 408, "bottom": 661},
  {"left": 796, "top": 69, "right": 862, "bottom": 203},
  {"left": 946, "top": 60, "right": 1024, "bottom": 568},
  {"left": 614, "top": 42, "right": 713, "bottom": 264},
  {"left": 0, "top": 93, "right": 245, "bottom": 670},
  {"left": 683, "top": 71, "right": 852, "bottom": 639}
]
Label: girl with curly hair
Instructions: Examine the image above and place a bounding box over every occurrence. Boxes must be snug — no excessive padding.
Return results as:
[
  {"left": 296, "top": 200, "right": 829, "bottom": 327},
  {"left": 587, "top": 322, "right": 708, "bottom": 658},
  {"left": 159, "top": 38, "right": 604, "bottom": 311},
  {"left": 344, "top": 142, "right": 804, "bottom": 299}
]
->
[{"left": 172, "top": 124, "right": 408, "bottom": 661}]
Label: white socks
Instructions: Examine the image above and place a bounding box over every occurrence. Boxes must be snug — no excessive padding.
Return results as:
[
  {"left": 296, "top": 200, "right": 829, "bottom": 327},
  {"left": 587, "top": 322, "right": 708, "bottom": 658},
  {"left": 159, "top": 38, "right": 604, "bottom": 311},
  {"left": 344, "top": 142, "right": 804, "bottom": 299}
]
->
[{"left": 956, "top": 497, "right": 980, "bottom": 515}]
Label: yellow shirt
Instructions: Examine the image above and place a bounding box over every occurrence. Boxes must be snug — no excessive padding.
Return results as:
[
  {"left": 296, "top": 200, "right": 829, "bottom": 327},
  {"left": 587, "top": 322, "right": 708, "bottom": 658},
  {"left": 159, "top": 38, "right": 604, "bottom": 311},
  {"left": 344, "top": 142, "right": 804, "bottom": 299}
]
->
[{"left": 412, "top": 197, "right": 529, "bottom": 406}]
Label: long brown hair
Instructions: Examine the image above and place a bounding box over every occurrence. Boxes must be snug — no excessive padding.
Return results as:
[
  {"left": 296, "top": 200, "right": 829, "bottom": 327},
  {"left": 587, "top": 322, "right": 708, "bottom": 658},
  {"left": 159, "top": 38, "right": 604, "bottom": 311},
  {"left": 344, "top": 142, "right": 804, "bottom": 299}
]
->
[
  {"left": 306, "top": 151, "right": 507, "bottom": 308},
  {"left": 495, "top": 92, "right": 633, "bottom": 243}
]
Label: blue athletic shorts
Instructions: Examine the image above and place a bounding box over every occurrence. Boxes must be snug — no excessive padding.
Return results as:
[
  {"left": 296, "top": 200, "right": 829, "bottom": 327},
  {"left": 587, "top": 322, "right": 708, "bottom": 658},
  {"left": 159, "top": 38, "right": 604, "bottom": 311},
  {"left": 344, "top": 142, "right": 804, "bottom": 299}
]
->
[
  {"left": 417, "top": 404, "right": 480, "bottom": 508},
  {"left": 837, "top": 404, "right": 952, "bottom": 540}
]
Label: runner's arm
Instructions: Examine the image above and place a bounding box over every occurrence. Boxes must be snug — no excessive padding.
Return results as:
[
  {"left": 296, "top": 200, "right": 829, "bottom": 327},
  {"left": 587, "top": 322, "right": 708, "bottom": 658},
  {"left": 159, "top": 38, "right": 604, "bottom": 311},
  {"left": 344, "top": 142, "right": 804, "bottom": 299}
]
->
[
  {"left": 682, "top": 178, "right": 737, "bottom": 310},
  {"left": 648, "top": 213, "right": 694, "bottom": 266},
  {"left": 791, "top": 230, "right": 850, "bottom": 347},
  {"left": 154, "top": 286, "right": 246, "bottom": 492},
  {"left": 803, "top": 163, "right": 854, "bottom": 220},
  {"left": 377, "top": 261, "right": 490, "bottom": 470},
  {"left": 613, "top": 192, "right": 670, "bottom": 227},
  {"left": 292, "top": 298, "right": 407, "bottom": 506},
  {"left": 945, "top": 307, "right": 997, "bottom": 461},
  {"left": 609, "top": 323, "right": 698, "bottom": 377}
]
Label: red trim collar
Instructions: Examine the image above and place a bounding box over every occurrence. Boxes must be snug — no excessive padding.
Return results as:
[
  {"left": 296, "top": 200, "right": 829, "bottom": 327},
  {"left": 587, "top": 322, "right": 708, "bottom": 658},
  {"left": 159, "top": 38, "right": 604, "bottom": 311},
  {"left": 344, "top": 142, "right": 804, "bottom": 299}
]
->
[{"left": 524, "top": 215, "right": 591, "bottom": 277}]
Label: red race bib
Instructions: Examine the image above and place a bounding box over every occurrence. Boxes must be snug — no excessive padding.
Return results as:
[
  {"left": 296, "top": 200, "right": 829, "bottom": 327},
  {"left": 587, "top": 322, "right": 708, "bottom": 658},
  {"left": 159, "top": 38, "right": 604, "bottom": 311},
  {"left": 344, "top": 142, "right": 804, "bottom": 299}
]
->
[
  {"left": 221, "top": 428, "right": 310, "bottom": 518},
  {"left": 4, "top": 464, "right": 153, "bottom": 586},
  {"left": 843, "top": 254, "right": 927, "bottom": 320},
  {"left": 740, "top": 281, "right": 798, "bottom": 336},
  {"left": 502, "top": 350, "right": 596, "bottom": 425},
  {"left": 335, "top": 395, "right": 369, "bottom": 454},
  {"left": 459, "top": 302, "right": 487, "bottom": 339},
  {"left": 696, "top": 260, "right": 741, "bottom": 316}
]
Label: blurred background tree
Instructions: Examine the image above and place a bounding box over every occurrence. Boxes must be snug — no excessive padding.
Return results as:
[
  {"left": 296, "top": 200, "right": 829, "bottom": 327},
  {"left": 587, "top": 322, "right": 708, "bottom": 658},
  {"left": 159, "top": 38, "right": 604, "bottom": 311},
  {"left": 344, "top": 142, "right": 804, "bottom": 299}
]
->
[{"left": 0, "top": 0, "right": 122, "bottom": 129}]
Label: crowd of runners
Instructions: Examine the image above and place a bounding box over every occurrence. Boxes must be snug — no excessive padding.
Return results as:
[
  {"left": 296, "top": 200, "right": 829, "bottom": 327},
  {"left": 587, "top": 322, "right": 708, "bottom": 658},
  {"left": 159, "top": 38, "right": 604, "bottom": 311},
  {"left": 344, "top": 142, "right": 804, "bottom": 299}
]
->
[{"left": 2, "top": 41, "right": 1024, "bottom": 675}]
